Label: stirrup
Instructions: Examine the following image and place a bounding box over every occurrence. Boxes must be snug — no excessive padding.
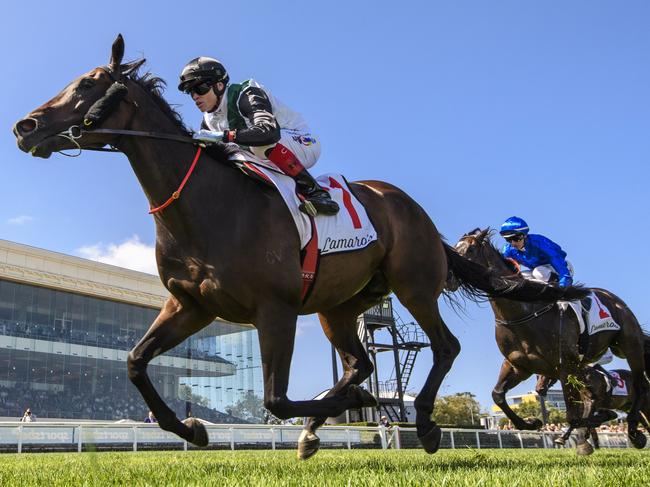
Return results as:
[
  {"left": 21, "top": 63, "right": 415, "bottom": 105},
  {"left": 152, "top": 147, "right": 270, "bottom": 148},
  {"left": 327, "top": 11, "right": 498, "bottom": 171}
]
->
[
  {"left": 300, "top": 200, "right": 318, "bottom": 217},
  {"left": 299, "top": 197, "right": 339, "bottom": 217}
]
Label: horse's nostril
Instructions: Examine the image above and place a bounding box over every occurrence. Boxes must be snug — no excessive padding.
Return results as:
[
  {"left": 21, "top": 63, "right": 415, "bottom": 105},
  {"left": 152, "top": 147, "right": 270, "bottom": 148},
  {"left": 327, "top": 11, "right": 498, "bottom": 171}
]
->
[{"left": 15, "top": 118, "right": 38, "bottom": 136}]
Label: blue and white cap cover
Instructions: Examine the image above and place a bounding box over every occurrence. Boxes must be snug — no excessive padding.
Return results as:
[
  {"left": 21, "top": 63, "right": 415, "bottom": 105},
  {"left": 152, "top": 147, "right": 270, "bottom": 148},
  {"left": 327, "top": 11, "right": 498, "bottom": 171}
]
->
[{"left": 500, "top": 216, "right": 529, "bottom": 237}]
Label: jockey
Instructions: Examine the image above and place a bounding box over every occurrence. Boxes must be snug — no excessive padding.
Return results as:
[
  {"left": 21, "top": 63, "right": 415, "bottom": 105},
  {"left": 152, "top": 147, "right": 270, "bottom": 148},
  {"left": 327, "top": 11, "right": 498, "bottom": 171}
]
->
[
  {"left": 178, "top": 56, "right": 339, "bottom": 216},
  {"left": 499, "top": 216, "right": 574, "bottom": 288}
]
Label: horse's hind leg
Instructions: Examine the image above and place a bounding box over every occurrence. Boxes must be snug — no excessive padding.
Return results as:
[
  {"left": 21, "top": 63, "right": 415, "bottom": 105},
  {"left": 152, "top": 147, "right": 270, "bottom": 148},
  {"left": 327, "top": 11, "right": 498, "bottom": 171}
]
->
[
  {"left": 127, "top": 296, "right": 216, "bottom": 446},
  {"left": 393, "top": 294, "right": 459, "bottom": 454},
  {"left": 616, "top": 332, "right": 649, "bottom": 448},
  {"left": 299, "top": 292, "right": 381, "bottom": 459}
]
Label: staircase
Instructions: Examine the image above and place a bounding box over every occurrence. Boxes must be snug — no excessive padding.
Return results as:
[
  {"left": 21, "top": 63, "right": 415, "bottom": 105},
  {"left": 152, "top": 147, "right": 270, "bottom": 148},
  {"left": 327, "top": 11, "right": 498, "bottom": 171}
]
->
[{"left": 357, "top": 298, "right": 430, "bottom": 423}]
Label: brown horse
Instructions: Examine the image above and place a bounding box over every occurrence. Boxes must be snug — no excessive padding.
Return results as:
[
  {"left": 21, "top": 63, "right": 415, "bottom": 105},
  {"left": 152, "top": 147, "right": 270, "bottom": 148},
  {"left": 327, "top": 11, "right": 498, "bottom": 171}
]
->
[
  {"left": 453, "top": 228, "right": 650, "bottom": 454},
  {"left": 12, "top": 35, "right": 586, "bottom": 459},
  {"left": 539, "top": 368, "right": 650, "bottom": 447}
]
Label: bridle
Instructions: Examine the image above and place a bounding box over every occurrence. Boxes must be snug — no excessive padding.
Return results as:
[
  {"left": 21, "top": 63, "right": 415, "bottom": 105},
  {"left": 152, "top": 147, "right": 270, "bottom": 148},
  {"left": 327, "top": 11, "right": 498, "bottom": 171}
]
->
[{"left": 56, "top": 65, "right": 198, "bottom": 157}]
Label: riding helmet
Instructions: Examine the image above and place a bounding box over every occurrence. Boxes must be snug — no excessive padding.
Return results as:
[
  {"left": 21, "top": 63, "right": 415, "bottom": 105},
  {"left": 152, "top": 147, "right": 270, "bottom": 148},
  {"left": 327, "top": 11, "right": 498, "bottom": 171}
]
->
[
  {"left": 499, "top": 216, "right": 529, "bottom": 237},
  {"left": 178, "top": 57, "right": 229, "bottom": 92}
]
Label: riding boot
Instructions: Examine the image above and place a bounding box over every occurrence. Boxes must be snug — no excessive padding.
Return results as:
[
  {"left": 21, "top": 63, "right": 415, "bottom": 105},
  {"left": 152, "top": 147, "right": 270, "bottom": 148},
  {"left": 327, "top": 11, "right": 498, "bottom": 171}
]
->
[
  {"left": 293, "top": 168, "right": 340, "bottom": 217},
  {"left": 266, "top": 143, "right": 339, "bottom": 217}
]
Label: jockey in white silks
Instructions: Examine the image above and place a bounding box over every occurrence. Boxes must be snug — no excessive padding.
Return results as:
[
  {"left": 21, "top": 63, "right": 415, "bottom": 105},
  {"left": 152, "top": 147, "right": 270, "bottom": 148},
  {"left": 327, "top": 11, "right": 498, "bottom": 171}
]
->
[{"left": 178, "top": 56, "right": 339, "bottom": 217}]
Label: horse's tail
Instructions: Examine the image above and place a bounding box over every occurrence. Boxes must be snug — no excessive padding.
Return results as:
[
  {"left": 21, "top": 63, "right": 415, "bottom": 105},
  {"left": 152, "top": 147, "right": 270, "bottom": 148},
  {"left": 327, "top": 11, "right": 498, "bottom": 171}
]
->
[{"left": 443, "top": 243, "right": 589, "bottom": 303}]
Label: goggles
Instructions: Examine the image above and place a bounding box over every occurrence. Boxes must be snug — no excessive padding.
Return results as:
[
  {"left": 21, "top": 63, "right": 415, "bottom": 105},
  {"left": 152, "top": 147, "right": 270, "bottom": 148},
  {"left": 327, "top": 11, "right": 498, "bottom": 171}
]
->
[
  {"left": 504, "top": 234, "right": 525, "bottom": 243},
  {"left": 185, "top": 82, "right": 213, "bottom": 96}
]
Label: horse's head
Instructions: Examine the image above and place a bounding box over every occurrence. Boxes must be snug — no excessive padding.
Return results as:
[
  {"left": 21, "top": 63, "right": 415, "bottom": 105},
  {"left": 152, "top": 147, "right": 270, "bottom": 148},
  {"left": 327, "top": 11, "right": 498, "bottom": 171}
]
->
[
  {"left": 13, "top": 34, "right": 145, "bottom": 158},
  {"left": 455, "top": 227, "right": 519, "bottom": 276}
]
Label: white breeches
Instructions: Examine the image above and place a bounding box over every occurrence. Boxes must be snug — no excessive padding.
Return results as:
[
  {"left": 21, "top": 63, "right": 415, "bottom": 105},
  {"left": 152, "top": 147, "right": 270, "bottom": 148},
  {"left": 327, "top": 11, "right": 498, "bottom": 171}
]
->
[{"left": 250, "top": 129, "right": 321, "bottom": 169}]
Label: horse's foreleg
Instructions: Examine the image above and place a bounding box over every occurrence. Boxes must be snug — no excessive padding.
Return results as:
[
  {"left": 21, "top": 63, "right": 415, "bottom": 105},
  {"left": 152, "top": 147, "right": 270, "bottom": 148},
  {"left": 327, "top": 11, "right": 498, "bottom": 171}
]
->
[
  {"left": 561, "top": 377, "right": 594, "bottom": 455},
  {"left": 492, "top": 360, "right": 539, "bottom": 430},
  {"left": 127, "top": 296, "right": 215, "bottom": 446}
]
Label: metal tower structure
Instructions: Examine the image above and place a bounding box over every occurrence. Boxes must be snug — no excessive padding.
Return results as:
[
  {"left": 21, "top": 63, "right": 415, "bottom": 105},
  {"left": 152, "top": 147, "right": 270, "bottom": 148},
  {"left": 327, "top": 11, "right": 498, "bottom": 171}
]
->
[{"left": 355, "top": 297, "right": 430, "bottom": 423}]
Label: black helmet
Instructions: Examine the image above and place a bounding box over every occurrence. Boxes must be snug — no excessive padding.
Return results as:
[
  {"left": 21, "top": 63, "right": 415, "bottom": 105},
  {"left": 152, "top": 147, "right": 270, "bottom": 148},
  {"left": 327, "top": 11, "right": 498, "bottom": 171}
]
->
[{"left": 178, "top": 57, "right": 229, "bottom": 92}]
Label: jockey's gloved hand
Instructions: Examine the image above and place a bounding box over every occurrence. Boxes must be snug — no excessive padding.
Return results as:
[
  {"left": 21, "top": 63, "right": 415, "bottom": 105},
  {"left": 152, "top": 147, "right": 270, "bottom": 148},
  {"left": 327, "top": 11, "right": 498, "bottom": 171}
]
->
[
  {"left": 559, "top": 276, "right": 573, "bottom": 288},
  {"left": 193, "top": 129, "right": 225, "bottom": 145}
]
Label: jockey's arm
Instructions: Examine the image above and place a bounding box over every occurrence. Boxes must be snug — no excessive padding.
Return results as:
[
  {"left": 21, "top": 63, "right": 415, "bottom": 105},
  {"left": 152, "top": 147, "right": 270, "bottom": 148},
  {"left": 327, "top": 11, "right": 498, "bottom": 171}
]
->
[
  {"left": 539, "top": 239, "right": 572, "bottom": 287},
  {"left": 230, "top": 87, "right": 281, "bottom": 147}
]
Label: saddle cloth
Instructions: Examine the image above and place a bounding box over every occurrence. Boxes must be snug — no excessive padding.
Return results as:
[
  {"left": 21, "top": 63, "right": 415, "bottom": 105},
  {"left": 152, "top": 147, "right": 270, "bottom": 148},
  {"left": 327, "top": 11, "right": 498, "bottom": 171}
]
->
[
  {"left": 559, "top": 292, "right": 621, "bottom": 335},
  {"left": 227, "top": 151, "right": 378, "bottom": 254},
  {"left": 607, "top": 370, "right": 628, "bottom": 396}
]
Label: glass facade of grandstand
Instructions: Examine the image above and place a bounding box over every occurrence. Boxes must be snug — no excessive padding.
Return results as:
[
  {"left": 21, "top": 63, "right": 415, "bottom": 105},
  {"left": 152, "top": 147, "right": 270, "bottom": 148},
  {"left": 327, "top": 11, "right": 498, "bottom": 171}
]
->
[{"left": 0, "top": 278, "right": 262, "bottom": 423}]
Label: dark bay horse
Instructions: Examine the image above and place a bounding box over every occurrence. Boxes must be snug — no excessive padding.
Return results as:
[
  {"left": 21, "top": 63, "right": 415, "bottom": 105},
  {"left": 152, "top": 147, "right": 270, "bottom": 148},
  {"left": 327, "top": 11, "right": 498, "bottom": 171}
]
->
[
  {"left": 453, "top": 228, "right": 650, "bottom": 454},
  {"left": 539, "top": 368, "right": 650, "bottom": 447},
  {"left": 12, "top": 35, "right": 587, "bottom": 459}
]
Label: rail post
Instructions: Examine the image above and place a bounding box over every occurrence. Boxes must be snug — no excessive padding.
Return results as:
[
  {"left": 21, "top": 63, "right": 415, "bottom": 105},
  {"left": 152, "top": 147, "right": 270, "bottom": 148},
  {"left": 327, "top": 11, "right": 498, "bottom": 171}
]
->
[
  {"left": 393, "top": 426, "right": 401, "bottom": 450},
  {"left": 229, "top": 427, "right": 235, "bottom": 450},
  {"left": 78, "top": 425, "right": 83, "bottom": 453},
  {"left": 450, "top": 430, "right": 455, "bottom": 449},
  {"left": 476, "top": 431, "right": 481, "bottom": 449},
  {"left": 17, "top": 425, "right": 23, "bottom": 454},
  {"left": 497, "top": 430, "right": 503, "bottom": 449},
  {"left": 133, "top": 426, "right": 138, "bottom": 452},
  {"left": 347, "top": 428, "right": 352, "bottom": 450},
  {"left": 271, "top": 427, "right": 276, "bottom": 451},
  {"left": 518, "top": 432, "right": 523, "bottom": 449},
  {"left": 379, "top": 426, "right": 387, "bottom": 449}
]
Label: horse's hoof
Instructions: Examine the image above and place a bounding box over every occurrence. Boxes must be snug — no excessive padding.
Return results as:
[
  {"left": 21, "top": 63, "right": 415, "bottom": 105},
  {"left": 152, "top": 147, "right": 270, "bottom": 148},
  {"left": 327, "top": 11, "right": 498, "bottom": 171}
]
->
[
  {"left": 348, "top": 384, "right": 378, "bottom": 408},
  {"left": 418, "top": 424, "right": 442, "bottom": 454},
  {"left": 629, "top": 431, "right": 647, "bottom": 449},
  {"left": 524, "top": 418, "right": 543, "bottom": 430},
  {"left": 182, "top": 417, "right": 209, "bottom": 447},
  {"left": 297, "top": 429, "right": 320, "bottom": 460},
  {"left": 554, "top": 437, "right": 566, "bottom": 446},
  {"left": 576, "top": 442, "right": 594, "bottom": 456}
]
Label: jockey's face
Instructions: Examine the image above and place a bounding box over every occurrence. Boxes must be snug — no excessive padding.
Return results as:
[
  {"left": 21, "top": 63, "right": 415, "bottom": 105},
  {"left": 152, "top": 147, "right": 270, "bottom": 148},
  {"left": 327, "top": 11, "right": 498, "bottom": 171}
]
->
[
  {"left": 191, "top": 82, "right": 224, "bottom": 112},
  {"left": 508, "top": 234, "right": 526, "bottom": 250}
]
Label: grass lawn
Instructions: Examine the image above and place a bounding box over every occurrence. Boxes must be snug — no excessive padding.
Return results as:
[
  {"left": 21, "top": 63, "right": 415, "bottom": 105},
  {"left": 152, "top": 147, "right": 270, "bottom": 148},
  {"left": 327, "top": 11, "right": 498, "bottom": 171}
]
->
[{"left": 0, "top": 448, "right": 648, "bottom": 486}]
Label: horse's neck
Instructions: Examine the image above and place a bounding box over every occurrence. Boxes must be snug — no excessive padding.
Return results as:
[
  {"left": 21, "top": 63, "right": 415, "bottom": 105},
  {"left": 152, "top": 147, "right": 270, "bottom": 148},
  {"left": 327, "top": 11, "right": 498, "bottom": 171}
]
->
[
  {"left": 490, "top": 297, "right": 543, "bottom": 323},
  {"left": 114, "top": 95, "right": 239, "bottom": 245}
]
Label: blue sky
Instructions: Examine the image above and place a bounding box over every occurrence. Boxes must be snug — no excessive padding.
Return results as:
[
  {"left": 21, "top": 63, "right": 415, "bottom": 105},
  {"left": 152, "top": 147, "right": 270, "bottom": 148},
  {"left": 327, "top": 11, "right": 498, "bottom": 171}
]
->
[{"left": 2, "top": 1, "right": 649, "bottom": 412}]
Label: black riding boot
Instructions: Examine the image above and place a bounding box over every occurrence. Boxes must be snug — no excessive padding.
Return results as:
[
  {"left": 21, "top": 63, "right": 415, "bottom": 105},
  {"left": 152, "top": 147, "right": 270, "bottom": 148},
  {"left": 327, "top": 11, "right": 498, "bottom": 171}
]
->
[{"left": 293, "top": 168, "right": 339, "bottom": 216}]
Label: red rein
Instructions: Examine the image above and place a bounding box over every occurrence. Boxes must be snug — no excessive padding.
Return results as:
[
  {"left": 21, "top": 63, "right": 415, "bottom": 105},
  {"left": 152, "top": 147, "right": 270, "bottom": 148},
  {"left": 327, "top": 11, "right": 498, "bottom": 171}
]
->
[{"left": 149, "top": 147, "right": 202, "bottom": 214}]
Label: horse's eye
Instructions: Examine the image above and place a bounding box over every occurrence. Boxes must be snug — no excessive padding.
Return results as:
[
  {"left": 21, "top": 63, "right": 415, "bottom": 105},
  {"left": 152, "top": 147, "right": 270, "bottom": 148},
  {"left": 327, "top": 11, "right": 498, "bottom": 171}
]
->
[{"left": 78, "top": 78, "right": 95, "bottom": 90}]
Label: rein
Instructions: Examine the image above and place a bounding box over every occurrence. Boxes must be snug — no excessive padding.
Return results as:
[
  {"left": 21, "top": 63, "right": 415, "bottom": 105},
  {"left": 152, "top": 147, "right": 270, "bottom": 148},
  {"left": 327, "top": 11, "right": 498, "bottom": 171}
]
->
[{"left": 495, "top": 302, "right": 556, "bottom": 326}]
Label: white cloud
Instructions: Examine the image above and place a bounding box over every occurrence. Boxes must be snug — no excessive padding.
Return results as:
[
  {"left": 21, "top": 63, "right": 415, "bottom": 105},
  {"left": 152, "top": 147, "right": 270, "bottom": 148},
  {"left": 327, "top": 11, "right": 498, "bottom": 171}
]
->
[
  {"left": 7, "top": 215, "right": 34, "bottom": 225},
  {"left": 297, "top": 315, "right": 321, "bottom": 337},
  {"left": 77, "top": 235, "right": 157, "bottom": 275}
]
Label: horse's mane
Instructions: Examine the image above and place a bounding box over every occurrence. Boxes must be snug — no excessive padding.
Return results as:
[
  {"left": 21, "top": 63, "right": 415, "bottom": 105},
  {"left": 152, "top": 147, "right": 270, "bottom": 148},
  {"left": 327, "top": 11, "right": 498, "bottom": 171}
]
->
[
  {"left": 482, "top": 228, "right": 519, "bottom": 274},
  {"left": 123, "top": 60, "right": 240, "bottom": 162}
]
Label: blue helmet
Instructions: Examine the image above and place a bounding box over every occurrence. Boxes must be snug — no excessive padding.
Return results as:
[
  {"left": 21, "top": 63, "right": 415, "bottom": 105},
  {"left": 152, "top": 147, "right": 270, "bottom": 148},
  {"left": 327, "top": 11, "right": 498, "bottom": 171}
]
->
[{"left": 500, "top": 216, "right": 529, "bottom": 237}]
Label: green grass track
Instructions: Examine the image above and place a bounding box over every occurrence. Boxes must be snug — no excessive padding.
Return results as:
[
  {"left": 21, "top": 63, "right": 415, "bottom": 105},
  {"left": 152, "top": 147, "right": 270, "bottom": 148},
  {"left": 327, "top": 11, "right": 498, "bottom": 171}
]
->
[{"left": 0, "top": 449, "right": 648, "bottom": 486}]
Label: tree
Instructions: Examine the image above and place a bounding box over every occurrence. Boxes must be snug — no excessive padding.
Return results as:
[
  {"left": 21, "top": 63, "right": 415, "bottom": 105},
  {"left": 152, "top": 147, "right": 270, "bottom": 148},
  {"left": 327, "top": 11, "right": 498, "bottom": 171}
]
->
[
  {"left": 226, "top": 391, "right": 266, "bottom": 423},
  {"left": 514, "top": 398, "right": 566, "bottom": 424},
  {"left": 432, "top": 392, "right": 481, "bottom": 426},
  {"left": 178, "top": 384, "right": 209, "bottom": 407}
]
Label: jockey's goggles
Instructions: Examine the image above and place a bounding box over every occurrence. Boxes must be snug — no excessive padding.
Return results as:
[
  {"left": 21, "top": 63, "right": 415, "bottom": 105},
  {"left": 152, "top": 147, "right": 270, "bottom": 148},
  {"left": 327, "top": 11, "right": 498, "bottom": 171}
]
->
[
  {"left": 185, "top": 81, "right": 213, "bottom": 96},
  {"left": 504, "top": 234, "right": 525, "bottom": 242}
]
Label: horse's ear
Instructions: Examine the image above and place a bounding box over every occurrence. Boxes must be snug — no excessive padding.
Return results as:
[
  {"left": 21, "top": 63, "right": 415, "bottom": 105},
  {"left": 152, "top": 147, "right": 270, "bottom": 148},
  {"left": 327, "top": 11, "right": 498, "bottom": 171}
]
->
[
  {"left": 477, "top": 228, "right": 491, "bottom": 242},
  {"left": 463, "top": 228, "right": 481, "bottom": 238},
  {"left": 122, "top": 59, "right": 146, "bottom": 76},
  {"left": 109, "top": 34, "right": 125, "bottom": 74}
]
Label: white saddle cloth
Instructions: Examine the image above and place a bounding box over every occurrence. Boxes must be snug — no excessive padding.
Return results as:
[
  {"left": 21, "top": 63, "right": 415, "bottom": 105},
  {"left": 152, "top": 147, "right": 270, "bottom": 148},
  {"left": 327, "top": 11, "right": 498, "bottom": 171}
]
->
[
  {"left": 227, "top": 152, "right": 377, "bottom": 255},
  {"left": 608, "top": 370, "right": 628, "bottom": 396},
  {"left": 558, "top": 292, "right": 621, "bottom": 335}
]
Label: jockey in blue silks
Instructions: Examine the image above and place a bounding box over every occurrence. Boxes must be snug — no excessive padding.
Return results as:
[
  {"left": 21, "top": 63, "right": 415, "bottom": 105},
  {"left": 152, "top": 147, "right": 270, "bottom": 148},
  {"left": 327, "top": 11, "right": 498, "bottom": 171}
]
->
[{"left": 500, "top": 216, "right": 574, "bottom": 288}]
